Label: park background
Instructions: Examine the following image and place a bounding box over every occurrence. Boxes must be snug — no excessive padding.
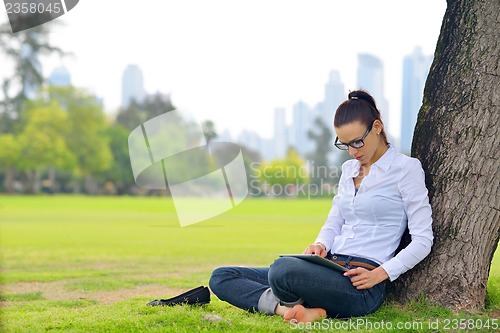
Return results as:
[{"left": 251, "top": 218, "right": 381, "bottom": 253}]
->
[{"left": 1, "top": 1, "right": 499, "bottom": 332}]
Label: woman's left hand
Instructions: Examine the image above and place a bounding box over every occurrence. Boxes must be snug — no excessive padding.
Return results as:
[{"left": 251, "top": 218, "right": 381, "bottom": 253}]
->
[{"left": 343, "top": 267, "right": 389, "bottom": 290}]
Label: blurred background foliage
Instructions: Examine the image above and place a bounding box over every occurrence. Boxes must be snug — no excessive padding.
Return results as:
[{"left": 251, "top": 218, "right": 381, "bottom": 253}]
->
[{"left": 0, "top": 21, "right": 342, "bottom": 197}]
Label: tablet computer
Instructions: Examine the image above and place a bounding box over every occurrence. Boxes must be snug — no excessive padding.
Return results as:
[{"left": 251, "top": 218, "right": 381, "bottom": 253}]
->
[{"left": 279, "top": 254, "right": 348, "bottom": 273}]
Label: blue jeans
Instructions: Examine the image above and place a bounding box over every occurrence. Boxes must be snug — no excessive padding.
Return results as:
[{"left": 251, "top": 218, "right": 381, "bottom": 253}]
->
[{"left": 209, "top": 254, "right": 385, "bottom": 318}]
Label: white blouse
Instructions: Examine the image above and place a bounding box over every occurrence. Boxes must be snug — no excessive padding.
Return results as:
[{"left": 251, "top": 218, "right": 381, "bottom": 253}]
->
[{"left": 315, "top": 146, "right": 433, "bottom": 281}]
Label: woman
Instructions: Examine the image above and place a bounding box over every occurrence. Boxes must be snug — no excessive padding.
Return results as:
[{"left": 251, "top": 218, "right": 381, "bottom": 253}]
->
[{"left": 209, "top": 90, "right": 433, "bottom": 323}]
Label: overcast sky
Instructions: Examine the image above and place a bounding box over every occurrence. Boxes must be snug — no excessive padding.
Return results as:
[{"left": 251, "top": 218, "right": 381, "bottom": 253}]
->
[{"left": 1, "top": 0, "right": 447, "bottom": 139}]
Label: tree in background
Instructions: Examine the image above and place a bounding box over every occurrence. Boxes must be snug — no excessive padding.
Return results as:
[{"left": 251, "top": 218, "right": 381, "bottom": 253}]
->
[
  {"left": 114, "top": 99, "right": 146, "bottom": 131},
  {"left": 115, "top": 92, "right": 175, "bottom": 131},
  {"left": 202, "top": 119, "right": 217, "bottom": 147},
  {"left": 307, "top": 116, "right": 333, "bottom": 190},
  {"left": 16, "top": 102, "right": 77, "bottom": 193},
  {"left": 97, "top": 125, "right": 136, "bottom": 195},
  {"left": 115, "top": 94, "right": 218, "bottom": 196},
  {"left": 387, "top": 0, "right": 500, "bottom": 310},
  {"left": 47, "top": 86, "right": 112, "bottom": 193},
  {"left": 0, "top": 21, "right": 64, "bottom": 133},
  {"left": 240, "top": 146, "right": 263, "bottom": 197},
  {"left": 259, "top": 147, "right": 308, "bottom": 197},
  {"left": 0, "top": 134, "right": 19, "bottom": 193}
]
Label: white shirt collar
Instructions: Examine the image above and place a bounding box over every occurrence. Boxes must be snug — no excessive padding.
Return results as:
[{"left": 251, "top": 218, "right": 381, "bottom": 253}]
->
[
  {"left": 344, "top": 145, "right": 396, "bottom": 177},
  {"left": 372, "top": 145, "right": 396, "bottom": 173}
]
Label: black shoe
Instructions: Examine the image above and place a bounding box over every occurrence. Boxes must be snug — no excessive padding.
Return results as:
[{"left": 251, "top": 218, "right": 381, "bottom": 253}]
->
[{"left": 147, "top": 286, "right": 210, "bottom": 306}]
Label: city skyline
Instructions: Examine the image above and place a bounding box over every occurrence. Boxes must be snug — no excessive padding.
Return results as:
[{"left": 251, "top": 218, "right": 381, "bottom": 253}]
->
[
  {"left": 114, "top": 49, "right": 435, "bottom": 146},
  {"left": 43, "top": 50, "right": 434, "bottom": 164},
  {"left": 47, "top": 46, "right": 434, "bottom": 162},
  {"left": 233, "top": 49, "right": 434, "bottom": 160}
]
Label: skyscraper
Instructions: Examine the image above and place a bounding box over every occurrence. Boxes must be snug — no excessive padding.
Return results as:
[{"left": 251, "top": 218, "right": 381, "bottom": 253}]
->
[
  {"left": 237, "top": 130, "right": 262, "bottom": 155},
  {"left": 400, "top": 47, "right": 433, "bottom": 154},
  {"left": 273, "top": 107, "right": 287, "bottom": 158},
  {"left": 48, "top": 66, "right": 71, "bottom": 86},
  {"left": 357, "top": 54, "right": 390, "bottom": 136},
  {"left": 291, "top": 101, "right": 314, "bottom": 156},
  {"left": 323, "top": 70, "right": 345, "bottom": 127},
  {"left": 121, "top": 64, "right": 146, "bottom": 107}
]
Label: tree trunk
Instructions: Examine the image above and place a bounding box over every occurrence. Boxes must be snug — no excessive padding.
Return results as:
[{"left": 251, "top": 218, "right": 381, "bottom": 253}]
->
[
  {"left": 4, "top": 167, "right": 15, "bottom": 193},
  {"left": 25, "top": 169, "right": 40, "bottom": 194},
  {"left": 47, "top": 167, "right": 56, "bottom": 193},
  {"left": 84, "top": 175, "right": 98, "bottom": 195},
  {"left": 387, "top": 0, "right": 500, "bottom": 310}
]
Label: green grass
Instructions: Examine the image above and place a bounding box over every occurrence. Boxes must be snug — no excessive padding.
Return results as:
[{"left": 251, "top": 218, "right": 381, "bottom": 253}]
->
[
  {"left": 0, "top": 291, "right": 44, "bottom": 301},
  {"left": 0, "top": 195, "right": 499, "bottom": 332}
]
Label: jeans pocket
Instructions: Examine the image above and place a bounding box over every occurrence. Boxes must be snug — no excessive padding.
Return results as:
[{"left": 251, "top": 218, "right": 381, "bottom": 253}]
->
[{"left": 365, "top": 282, "right": 386, "bottom": 314}]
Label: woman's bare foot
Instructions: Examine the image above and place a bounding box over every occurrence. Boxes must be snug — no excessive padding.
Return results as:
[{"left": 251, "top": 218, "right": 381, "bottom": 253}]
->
[{"left": 283, "top": 304, "right": 327, "bottom": 323}]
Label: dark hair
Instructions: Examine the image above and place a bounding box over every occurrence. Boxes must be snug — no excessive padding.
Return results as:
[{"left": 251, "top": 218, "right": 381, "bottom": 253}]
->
[{"left": 333, "top": 90, "right": 389, "bottom": 146}]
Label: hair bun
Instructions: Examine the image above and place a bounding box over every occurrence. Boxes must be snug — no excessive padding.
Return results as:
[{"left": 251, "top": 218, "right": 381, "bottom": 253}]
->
[
  {"left": 348, "top": 91, "right": 360, "bottom": 100},
  {"left": 348, "top": 90, "right": 377, "bottom": 109}
]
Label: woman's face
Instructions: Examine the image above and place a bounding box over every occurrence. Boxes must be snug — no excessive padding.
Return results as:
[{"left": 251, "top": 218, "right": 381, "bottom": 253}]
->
[{"left": 334, "top": 121, "right": 382, "bottom": 166}]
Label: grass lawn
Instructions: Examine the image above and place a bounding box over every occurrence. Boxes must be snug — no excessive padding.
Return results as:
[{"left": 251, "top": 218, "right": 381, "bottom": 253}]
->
[{"left": 0, "top": 195, "right": 499, "bottom": 332}]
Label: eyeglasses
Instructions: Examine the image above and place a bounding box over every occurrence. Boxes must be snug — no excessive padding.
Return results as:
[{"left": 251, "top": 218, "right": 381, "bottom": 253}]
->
[{"left": 334, "top": 122, "right": 373, "bottom": 150}]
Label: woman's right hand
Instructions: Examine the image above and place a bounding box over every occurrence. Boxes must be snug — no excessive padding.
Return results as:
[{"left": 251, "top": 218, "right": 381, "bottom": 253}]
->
[{"left": 303, "top": 242, "right": 327, "bottom": 257}]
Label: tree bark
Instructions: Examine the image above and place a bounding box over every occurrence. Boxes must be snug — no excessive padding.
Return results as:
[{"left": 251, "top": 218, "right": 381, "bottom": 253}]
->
[
  {"left": 25, "top": 169, "right": 40, "bottom": 194},
  {"left": 4, "top": 167, "right": 15, "bottom": 193},
  {"left": 84, "top": 175, "right": 98, "bottom": 195},
  {"left": 387, "top": 0, "right": 500, "bottom": 310}
]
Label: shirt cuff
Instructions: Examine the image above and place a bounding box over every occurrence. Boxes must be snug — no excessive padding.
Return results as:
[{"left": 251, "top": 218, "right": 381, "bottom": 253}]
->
[
  {"left": 314, "top": 238, "right": 331, "bottom": 252},
  {"left": 381, "top": 257, "right": 407, "bottom": 282}
]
